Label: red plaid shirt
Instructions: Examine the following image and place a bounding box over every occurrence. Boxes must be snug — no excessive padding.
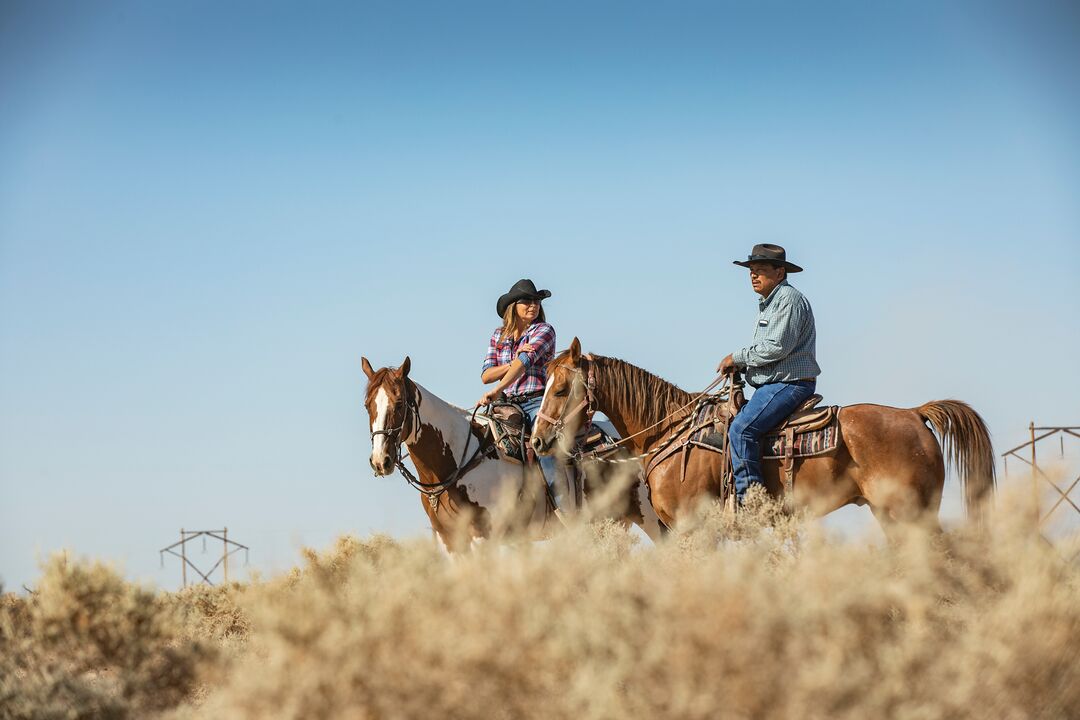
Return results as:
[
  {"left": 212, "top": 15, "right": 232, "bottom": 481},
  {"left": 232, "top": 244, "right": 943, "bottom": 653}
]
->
[{"left": 482, "top": 322, "right": 557, "bottom": 397}]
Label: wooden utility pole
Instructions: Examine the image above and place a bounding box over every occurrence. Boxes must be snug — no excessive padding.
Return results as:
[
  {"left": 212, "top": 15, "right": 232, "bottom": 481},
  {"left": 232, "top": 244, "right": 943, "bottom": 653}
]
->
[
  {"left": 160, "top": 528, "right": 249, "bottom": 589},
  {"left": 1002, "top": 423, "right": 1080, "bottom": 563},
  {"left": 180, "top": 528, "right": 187, "bottom": 588}
]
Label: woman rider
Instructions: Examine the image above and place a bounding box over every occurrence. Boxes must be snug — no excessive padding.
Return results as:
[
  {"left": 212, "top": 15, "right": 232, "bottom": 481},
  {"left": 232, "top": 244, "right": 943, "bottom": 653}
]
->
[{"left": 475, "top": 279, "right": 569, "bottom": 512}]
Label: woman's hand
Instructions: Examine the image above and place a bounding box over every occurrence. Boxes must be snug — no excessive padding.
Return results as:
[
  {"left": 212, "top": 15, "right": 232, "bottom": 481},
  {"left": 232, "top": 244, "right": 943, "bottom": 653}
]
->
[
  {"left": 476, "top": 388, "right": 502, "bottom": 407},
  {"left": 517, "top": 343, "right": 535, "bottom": 354}
]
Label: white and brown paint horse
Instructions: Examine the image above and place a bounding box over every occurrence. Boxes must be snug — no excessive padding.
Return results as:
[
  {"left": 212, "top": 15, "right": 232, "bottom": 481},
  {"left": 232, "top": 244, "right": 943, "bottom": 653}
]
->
[
  {"left": 531, "top": 338, "right": 996, "bottom": 535},
  {"left": 362, "top": 356, "right": 663, "bottom": 552}
]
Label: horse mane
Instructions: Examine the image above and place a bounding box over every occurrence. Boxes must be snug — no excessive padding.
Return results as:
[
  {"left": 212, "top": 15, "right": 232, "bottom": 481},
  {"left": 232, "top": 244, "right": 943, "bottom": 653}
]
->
[
  {"left": 366, "top": 368, "right": 472, "bottom": 418},
  {"left": 592, "top": 355, "right": 694, "bottom": 427},
  {"left": 550, "top": 349, "right": 693, "bottom": 430}
]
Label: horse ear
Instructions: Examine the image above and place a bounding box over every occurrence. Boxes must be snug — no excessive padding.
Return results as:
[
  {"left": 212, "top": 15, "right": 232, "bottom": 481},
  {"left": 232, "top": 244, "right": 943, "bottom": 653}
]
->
[
  {"left": 400, "top": 356, "right": 411, "bottom": 377},
  {"left": 361, "top": 356, "right": 375, "bottom": 379},
  {"left": 569, "top": 337, "right": 582, "bottom": 364}
]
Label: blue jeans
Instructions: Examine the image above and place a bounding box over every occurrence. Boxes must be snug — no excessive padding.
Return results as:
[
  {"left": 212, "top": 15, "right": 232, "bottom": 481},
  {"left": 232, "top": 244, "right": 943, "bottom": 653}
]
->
[
  {"left": 518, "top": 396, "right": 569, "bottom": 510},
  {"left": 730, "top": 380, "right": 816, "bottom": 502}
]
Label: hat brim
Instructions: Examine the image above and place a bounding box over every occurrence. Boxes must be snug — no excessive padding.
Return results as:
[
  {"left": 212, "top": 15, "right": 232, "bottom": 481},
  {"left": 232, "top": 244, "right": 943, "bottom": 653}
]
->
[
  {"left": 496, "top": 289, "right": 551, "bottom": 317},
  {"left": 732, "top": 259, "right": 803, "bottom": 273}
]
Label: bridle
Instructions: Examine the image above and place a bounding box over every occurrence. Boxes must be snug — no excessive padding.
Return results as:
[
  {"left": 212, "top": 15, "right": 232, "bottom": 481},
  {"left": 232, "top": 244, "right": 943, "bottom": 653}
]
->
[
  {"left": 535, "top": 359, "right": 596, "bottom": 443},
  {"left": 369, "top": 379, "right": 420, "bottom": 451},
  {"left": 370, "top": 378, "right": 484, "bottom": 504},
  {"left": 538, "top": 356, "right": 734, "bottom": 468}
]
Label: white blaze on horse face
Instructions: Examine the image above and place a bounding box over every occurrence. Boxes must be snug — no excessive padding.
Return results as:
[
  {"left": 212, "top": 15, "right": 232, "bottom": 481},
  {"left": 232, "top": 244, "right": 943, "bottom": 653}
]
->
[
  {"left": 371, "top": 388, "right": 392, "bottom": 467},
  {"left": 537, "top": 374, "right": 555, "bottom": 427}
]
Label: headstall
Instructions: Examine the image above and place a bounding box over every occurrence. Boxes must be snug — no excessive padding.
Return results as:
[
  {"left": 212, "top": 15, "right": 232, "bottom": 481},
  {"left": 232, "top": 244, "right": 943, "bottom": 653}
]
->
[
  {"left": 535, "top": 359, "right": 596, "bottom": 441},
  {"left": 371, "top": 379, "right": 483, "bottom": 502}
]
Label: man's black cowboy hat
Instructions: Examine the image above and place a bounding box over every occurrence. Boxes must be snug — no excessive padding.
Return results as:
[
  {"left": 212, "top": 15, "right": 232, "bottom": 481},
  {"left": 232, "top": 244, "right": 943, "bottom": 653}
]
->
[
  {"left": 732, "top": 243, "right": 803, "bottom": 273},
  {"left": 496, "top": 278, "right": 552, "bottom": 318}
]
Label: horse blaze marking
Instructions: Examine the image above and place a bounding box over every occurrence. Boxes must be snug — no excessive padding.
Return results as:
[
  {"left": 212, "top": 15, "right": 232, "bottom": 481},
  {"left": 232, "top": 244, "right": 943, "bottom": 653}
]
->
[{"left": 372, "top": 388, "right": 391, "bottom": 459}]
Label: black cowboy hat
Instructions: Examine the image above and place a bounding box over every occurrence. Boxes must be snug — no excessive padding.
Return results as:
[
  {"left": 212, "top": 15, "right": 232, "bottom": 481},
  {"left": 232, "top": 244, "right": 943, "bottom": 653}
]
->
[
  {"left": 496, "top": 278, "right": 552, "bottom": 318},
  {"left": 732, "top": 243, "right": 803, "bottom": 273}
]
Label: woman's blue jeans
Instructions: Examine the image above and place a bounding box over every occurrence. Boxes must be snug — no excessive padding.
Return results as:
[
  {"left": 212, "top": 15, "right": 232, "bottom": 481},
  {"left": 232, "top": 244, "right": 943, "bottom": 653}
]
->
[
  {"left": 518, "top": 395, "right": 569, "bottom": 510},
  {"left": 730, "top": 380, "right": 816, "bottom": 502}
]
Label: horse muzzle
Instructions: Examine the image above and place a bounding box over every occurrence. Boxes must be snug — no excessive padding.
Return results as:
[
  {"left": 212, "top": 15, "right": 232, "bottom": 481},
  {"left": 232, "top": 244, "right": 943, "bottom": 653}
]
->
[
  {"left": 530, "top": 433, "right": 554, "bottom": 456},
  {"left": 370, "top": 455, "right": 395, "bottom": 476}
]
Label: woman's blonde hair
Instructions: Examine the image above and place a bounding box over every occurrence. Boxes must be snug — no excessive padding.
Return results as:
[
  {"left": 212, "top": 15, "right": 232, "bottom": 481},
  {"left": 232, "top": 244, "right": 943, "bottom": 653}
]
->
[{"left": 499, "top": 301, "right": 546, "bottom": 342}]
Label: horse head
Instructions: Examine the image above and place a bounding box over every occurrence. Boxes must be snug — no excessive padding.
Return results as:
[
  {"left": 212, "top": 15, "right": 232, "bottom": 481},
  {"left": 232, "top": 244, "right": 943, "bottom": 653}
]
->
[
  {"left": 531, "top": 337, "right": 591, "bottom": 456},
  {"left": 361, "top": 355, "right": 416, "bottom": 476}
]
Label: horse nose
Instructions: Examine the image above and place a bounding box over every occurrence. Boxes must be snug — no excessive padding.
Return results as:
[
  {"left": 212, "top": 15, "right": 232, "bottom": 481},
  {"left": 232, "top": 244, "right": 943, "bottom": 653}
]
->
[{"left": 530, "top": 435, "right": 546, "bottom": 454}]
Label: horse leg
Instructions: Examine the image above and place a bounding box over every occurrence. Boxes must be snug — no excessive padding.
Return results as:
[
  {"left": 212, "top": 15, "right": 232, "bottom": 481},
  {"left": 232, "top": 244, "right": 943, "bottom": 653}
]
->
[{"left": 633, "top": 473, "right": 667, "bottom": 542}]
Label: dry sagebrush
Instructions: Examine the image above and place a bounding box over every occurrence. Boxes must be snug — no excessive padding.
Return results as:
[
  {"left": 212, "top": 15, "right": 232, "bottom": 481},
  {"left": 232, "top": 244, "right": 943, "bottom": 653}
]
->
[
  {"left": 0, "top": 555, "right": 212, "bottom": 719},
  {"left": 4, "top": 489, "right": 1080, "bottom": 719}
]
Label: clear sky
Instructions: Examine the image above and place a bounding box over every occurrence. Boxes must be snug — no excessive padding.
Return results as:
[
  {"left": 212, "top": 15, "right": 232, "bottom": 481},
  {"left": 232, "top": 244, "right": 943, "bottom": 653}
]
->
[{"left": 2, "top": 0, "right": 1079, "bottom": 590}]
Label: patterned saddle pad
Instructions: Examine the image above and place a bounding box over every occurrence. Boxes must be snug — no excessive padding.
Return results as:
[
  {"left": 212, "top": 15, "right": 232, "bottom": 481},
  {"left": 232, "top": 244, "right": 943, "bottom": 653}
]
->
[
  {"left": 762, "top": 423, "right": 839, "bottom": 459},
  {"left": 689, "top": 399, "right": 840, "bottom": 459}
]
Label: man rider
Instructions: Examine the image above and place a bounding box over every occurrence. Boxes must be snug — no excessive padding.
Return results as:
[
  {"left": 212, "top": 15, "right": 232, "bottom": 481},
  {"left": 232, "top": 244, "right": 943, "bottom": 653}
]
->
[{"left": 717, "top": 244, "right": 821, "bottom": 505}]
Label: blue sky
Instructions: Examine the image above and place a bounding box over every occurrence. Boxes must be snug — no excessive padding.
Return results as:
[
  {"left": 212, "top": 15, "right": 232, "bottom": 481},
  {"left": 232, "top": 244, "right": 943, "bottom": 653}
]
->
[{"left": 2, "top": 0, "right": 1078, "bottom": 590}]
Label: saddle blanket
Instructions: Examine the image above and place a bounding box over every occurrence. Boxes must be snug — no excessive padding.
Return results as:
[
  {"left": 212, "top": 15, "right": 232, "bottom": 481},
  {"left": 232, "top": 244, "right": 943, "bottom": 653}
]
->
[
  {"left": 689, "top": 398, "right": 840, "bottom": 460},
  {"left": 762, "top": 424, "right": 839, "bottom": 459},
  {"left": 688, "top": 399, "right": 724, "bottom": 443}
]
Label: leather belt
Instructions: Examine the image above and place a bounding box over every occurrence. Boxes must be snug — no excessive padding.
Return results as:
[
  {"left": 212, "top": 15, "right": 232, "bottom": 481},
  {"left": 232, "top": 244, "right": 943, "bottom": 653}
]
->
[{"left": 504, "top": 390, "right": 544, "bottom": 403}]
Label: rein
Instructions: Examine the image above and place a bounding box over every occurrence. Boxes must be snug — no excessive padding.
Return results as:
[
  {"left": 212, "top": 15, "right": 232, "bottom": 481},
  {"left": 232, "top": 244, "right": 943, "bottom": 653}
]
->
[
  {"left": 535, "top": 362, "right": 596, "bottom": 438},
  {"left": 552, "top": 359, "right": 731, "bottom": 466},
  {"left": 373, "top": 381, "right": 485, "bottom": 502}
]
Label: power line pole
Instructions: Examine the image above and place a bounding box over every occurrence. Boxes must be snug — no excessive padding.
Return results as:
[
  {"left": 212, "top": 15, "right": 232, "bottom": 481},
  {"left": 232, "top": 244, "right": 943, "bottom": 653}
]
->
[{"left": 160, "top": 528, "right": 250, "bottom": 589}]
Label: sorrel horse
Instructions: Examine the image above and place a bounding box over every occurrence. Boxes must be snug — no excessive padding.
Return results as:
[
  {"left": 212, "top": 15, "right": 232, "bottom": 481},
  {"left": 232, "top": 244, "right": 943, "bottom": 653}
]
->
[
  {"left": 531, "top": 338, "right": 996, "bottom": 534},
  {"left": 362, "top": 356, "right": 664, "bottom": 551}
]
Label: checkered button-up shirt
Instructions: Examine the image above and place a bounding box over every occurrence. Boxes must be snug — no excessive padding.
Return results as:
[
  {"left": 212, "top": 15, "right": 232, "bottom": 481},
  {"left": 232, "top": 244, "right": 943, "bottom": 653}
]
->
[
  {"left": 482, "top": 322, "right": 557, "bottom": 397},
  {"left": 732, "top": 280, "right": 821, "bottom": 387}
]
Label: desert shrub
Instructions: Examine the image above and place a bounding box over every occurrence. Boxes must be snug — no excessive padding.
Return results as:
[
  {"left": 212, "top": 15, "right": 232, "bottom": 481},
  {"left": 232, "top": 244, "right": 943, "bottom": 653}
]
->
[
  {"left": 186, "top": 492, "right": 1080, "bottom": 720},
  {"left": 0, "top": 554, "right": 210, "bottom": 720},
  {"left": 7, "top": 490, "right": 1080, "bottom": 719},
  {"left": 170, "top": 583, "right": 250, "bottom": 644}
]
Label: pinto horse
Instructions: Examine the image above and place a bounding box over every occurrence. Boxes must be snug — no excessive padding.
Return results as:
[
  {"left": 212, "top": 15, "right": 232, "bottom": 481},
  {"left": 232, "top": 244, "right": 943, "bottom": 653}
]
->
[
  {"left": 530, "top": 338, "right": 995, "bottom": 534},
  {"left": 362, "top": 356, "right": 664, "bottom": 551}
]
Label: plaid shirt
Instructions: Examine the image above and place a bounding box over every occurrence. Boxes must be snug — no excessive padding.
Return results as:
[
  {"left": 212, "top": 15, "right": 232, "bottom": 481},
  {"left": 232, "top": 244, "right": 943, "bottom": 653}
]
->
[
  {"left": 482, "top": 322, "right": 557, "bottom": 397},
  {"left": 732, "top": 280, "right": 821, "bottom": 387}
]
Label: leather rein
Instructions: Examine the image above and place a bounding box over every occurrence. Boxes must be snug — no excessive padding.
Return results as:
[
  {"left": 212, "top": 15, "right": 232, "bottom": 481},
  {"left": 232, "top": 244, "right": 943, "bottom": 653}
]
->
[
  {"left": 371, "top": 380, "right": 484, "bottom": 498},
  {"left": 536, "top": 356, "right": 732, "bottom": 466},
  {"left": 534, "top": 361, "right": 597, "bottom": 441}
]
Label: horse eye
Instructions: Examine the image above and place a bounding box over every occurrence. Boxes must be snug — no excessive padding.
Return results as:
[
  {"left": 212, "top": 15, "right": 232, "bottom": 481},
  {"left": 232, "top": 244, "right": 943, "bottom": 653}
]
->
[{"left": 554, "top": 389, "right": 569, "bottom": 397}]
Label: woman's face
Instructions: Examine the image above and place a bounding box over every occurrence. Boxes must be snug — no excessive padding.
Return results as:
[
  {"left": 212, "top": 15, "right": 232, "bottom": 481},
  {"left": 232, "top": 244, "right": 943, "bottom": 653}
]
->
[{"left": 514, "top": 298, "right": 540, "bottom": 324}]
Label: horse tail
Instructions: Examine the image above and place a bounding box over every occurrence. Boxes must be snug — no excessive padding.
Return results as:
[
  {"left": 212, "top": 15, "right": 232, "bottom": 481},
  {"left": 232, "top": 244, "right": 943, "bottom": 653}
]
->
[{"left": 916, "top": 400, "right": 996, "bottom": 521}]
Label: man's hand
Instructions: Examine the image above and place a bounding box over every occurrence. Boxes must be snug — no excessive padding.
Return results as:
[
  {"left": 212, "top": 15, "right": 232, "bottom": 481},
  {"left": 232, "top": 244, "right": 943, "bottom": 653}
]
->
[
  {"left": 476, "top": 388, "right": 502, "bottom": 407},
  {"left": 716, "top": 353, "right": 737, "bottom": 376}
]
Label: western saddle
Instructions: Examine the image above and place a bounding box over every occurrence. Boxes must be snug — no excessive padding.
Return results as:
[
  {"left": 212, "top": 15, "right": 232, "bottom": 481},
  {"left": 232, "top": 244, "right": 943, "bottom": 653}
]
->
[
  {"left": 687, "top": 379, "right": 839, "bottom": 503},
  {"left": 773, "top": 393, "right": 835, "bottom": 434}
]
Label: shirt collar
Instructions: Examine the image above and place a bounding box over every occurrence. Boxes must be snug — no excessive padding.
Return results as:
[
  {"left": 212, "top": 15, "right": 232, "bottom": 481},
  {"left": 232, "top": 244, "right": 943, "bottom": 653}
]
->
[
  {"left": 501, "top": 321, "right": 538, "bottom": 345},
  {"left": 759, "top": 279, "right": 789, "bottom": 309}
]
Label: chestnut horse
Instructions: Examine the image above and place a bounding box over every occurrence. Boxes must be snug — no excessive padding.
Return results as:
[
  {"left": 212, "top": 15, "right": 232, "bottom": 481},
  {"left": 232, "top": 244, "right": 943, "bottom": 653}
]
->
[
  {"left": 362, "top": 356, "right": 664, "bottom": 552},
  {"left": 531, "top": 339, "right": 995, "bottom": 534}
]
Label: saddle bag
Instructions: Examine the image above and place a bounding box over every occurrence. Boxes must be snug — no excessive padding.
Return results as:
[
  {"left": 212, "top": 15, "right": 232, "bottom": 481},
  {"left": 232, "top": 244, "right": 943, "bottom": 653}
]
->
[{"left": 482, "top": 401, "right": 530, "bottom": 465}]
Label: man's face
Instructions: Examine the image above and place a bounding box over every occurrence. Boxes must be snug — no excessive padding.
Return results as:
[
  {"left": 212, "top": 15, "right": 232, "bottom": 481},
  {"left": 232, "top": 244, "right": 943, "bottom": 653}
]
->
[{"left": 748, "top": 262, "right": 785, "bottom": 297}]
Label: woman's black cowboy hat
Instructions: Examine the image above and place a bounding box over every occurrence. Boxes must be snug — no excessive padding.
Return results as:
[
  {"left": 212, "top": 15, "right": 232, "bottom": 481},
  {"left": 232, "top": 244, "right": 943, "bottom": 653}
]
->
[
  {"left": 496, "top": 278, "right": 551, "bottom": 318},
  {"left": 732, "top": 243, "right": 803, "bottom": 273}
]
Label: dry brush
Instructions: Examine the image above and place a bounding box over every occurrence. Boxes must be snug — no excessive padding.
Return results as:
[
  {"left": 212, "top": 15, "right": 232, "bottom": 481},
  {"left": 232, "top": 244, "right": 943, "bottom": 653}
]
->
[{"left": 3, "top": 489, "right": 1079, "bottom": 719}]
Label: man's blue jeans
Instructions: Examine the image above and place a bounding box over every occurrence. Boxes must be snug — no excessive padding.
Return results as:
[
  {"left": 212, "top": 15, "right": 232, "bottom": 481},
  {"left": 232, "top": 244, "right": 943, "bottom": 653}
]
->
[
  {"left": 519, "top": 396, "right": 569, "bottom": 510},
  {"left": 730, "top": 380, "right": 816, "bottom": 502}
]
